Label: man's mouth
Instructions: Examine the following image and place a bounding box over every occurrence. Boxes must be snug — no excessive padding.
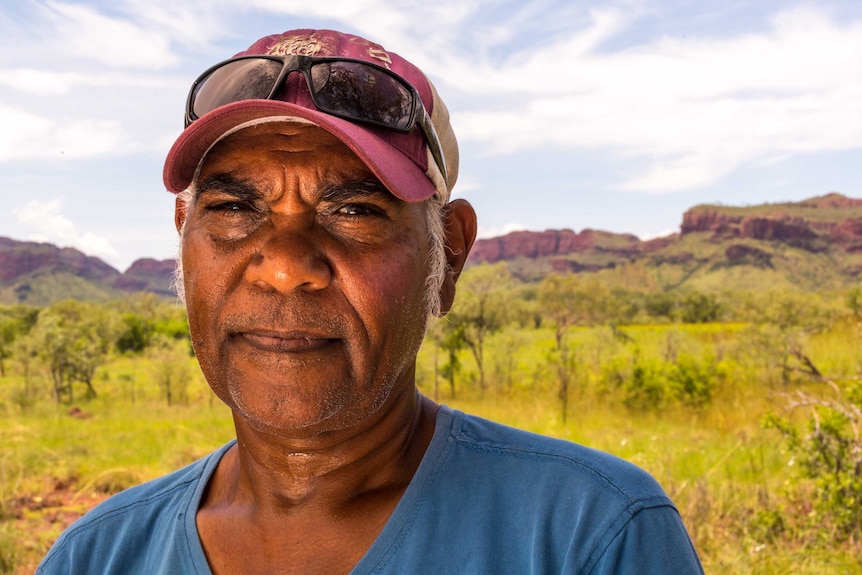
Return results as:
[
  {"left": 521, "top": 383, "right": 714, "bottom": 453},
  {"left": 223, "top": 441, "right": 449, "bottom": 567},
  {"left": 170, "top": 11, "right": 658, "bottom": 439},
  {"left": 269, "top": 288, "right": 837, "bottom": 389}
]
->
[{"left": 233, "top": 330, "right": 338, "bottom": 353}]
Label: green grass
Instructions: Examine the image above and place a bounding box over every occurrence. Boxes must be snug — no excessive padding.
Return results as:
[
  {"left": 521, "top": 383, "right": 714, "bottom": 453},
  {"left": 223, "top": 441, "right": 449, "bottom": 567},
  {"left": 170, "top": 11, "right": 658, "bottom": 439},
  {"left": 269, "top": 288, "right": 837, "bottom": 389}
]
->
[
  {"left": 0, "top": 398, "right": 234, "bottom": 499},
  {"left": 2, "top": 319, "right": 862, "bottom": 573}
]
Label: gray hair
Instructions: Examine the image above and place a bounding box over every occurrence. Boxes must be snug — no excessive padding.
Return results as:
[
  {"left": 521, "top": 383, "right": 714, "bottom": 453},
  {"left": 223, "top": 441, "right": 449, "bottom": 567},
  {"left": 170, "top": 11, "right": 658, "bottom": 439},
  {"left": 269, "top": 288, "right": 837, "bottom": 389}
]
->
[
  {"left": 173, "top": 189, "right": 449, "bottom": 319},
  {"left": 423, "top": 192, "right": 448, "bottom": 318}
]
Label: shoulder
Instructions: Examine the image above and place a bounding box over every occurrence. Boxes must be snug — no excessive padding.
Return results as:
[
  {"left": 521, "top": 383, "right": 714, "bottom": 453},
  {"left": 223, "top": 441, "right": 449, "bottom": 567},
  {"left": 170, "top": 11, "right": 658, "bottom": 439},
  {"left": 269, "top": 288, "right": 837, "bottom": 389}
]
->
[
  {"left": 37, "top": 442, "right": 233, "bottom": 574},
  {"left": 63, "top": 446, "right": 218, "bottom": 526},
  {"left": 404, "top": 408, "right": 703, "bottom": 573},
  {"left": 441, "top": 406, "right": 672, "bottom": 509}
]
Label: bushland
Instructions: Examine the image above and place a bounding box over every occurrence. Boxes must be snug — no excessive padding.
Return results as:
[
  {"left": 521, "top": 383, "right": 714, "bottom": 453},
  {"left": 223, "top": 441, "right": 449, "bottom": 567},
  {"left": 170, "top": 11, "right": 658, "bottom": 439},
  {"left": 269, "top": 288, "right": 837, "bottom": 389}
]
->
[{"left": 1, "top": 275, "right": 860, "bottom": 574}]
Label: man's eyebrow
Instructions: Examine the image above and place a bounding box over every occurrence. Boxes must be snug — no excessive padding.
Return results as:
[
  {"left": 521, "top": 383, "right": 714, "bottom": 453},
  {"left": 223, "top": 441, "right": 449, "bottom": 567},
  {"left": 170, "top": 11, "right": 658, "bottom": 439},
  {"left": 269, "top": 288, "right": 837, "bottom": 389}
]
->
[
  {"left": 194, "top": 174, "right": 260, "bottom": 202},
  {"left": 320, "top": 178, "right": 396, "bottom": 203}
]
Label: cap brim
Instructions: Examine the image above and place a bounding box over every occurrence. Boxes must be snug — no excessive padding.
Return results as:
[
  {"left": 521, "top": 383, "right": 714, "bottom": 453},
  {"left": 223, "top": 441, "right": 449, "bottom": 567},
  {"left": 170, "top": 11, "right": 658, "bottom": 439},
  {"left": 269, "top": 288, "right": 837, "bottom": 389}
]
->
[{"left": 163, "top": 99, "right": 437, "bottom": 202}]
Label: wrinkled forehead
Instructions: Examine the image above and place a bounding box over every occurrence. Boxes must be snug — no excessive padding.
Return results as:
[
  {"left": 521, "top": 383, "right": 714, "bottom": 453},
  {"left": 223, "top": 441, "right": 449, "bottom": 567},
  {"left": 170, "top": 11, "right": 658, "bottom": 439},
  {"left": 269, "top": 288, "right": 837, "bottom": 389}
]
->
[
  {"left": 192, "top": 119, "right": 401, "bottom": 202},
  {"left": 195, "top": 118, "right": 369, "bottom": 179}
]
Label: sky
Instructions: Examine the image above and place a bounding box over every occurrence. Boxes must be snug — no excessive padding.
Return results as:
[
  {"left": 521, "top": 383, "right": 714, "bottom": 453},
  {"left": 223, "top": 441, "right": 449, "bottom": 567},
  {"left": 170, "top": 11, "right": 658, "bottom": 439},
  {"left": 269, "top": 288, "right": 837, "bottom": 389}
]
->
[{"left": 2, "top": 0, "right": 862, "bottom": 272}]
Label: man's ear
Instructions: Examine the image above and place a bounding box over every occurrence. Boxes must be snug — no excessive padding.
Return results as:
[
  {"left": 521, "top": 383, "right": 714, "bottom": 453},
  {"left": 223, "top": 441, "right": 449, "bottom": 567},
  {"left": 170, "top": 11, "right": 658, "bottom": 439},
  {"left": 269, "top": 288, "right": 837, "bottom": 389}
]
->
[
  {"left": 438, "top": 199, "right": 477, "bottom": 316},
  {"left": 175, "top": 195, "right": 188, "bottom": 234}
]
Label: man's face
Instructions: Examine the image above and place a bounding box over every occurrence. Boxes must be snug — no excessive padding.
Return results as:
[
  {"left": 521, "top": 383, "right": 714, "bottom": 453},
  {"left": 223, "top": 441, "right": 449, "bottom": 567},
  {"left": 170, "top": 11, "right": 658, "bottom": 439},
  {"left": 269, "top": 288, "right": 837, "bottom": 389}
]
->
[{"left": 177, "top": 121, "right": 433, "bottom": 435}]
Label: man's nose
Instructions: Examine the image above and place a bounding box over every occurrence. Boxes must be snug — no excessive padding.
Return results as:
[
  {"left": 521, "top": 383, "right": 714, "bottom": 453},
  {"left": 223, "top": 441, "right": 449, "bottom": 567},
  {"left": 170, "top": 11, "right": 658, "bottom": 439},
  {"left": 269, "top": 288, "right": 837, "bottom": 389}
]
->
[{"left": 243, "top": 216, "right": 332, "bottom": 294}]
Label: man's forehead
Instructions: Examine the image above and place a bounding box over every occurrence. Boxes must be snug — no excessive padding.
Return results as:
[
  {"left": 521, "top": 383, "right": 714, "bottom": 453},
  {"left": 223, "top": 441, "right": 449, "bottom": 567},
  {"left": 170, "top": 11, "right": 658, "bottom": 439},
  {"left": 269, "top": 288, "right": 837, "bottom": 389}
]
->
[
  {"left": 204, "top": 119, "right": 349, "bottom": 157},
  {"left": 196, "top": 121, "right": 363, "bottom": 177},
  {"left": 190, "top": 119, "right": 412, "bottom": 207}
]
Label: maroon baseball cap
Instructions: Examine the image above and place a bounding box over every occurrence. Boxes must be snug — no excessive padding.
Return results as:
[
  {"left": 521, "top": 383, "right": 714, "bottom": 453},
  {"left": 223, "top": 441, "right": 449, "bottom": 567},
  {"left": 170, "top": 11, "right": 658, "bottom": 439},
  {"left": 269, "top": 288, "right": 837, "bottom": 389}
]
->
[{"left": 163, "top": 29, "right": 458, "bottom": 202}]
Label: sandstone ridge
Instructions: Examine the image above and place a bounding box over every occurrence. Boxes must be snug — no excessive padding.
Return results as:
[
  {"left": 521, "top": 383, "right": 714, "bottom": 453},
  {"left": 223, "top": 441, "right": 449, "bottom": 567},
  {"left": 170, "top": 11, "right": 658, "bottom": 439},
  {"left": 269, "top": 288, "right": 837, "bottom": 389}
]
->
[{"left": 469, "top": 192, "right": 862, "bottom": 265}]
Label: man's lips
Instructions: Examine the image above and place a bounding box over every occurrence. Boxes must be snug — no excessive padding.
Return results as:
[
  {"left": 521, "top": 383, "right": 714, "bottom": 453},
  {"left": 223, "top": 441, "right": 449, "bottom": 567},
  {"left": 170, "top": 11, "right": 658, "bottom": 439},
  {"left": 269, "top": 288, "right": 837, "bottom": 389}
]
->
[{"left": 232, "top": 330, "right": 339, "bottom": 353}]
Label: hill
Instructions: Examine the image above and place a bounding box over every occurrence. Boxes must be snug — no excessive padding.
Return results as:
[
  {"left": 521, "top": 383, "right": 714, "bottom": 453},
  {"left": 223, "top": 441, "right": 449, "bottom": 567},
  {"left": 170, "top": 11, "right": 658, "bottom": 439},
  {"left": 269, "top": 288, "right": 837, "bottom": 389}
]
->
[
  {"left": 467, "top": 192, "right": 862, "bottom": 291},
  {"left": 0, "top": 238, "right": 176, "bottom": 305},
  {"left": 2, "top": 192, "right": 861, "bottom": 305}
]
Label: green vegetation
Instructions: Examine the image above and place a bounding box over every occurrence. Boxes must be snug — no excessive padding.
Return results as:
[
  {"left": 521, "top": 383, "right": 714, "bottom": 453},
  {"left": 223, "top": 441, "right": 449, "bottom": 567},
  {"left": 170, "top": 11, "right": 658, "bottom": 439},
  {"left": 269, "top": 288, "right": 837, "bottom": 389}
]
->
[
  {"left": 0, "top": 272, "right": 121, "bottom": 307},
  {"left": 688, "top": 192, "right": 862, "bottom": 222},
  {"left": 1, "top": 273, "right": 861, "bottom": 573}
]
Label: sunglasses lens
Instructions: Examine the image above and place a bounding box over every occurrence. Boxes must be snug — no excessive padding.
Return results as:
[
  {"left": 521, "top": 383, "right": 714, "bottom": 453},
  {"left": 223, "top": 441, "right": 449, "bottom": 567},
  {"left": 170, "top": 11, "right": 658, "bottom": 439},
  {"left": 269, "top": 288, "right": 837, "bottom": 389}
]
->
[
  {"left": 192, "top": 59, "right": 284, "bottom": 119},
  {"left": 309, "top": 61, "right": 414, "bottom": 130}
]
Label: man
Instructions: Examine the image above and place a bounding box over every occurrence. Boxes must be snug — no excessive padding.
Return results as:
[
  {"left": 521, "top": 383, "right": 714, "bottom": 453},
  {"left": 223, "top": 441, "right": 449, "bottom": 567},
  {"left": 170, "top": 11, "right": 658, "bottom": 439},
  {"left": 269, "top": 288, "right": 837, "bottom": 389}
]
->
[{"left": 38, "top": 28, "right": 704, "bottom": 574}]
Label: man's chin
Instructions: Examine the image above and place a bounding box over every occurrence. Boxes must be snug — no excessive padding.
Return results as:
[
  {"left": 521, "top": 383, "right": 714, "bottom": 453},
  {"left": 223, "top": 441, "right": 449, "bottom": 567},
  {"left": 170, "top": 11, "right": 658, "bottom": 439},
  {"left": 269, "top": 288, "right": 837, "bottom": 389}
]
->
[{"left": 223, "top": 379, "right": 369, "bottom": 435}]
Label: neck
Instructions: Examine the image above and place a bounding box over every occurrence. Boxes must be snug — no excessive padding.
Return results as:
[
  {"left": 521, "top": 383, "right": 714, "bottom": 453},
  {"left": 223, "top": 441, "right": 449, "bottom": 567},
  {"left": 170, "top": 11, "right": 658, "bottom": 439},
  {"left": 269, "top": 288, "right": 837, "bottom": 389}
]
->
[{"left": 214, "top": 387, "right": 439, "bottom": 514}]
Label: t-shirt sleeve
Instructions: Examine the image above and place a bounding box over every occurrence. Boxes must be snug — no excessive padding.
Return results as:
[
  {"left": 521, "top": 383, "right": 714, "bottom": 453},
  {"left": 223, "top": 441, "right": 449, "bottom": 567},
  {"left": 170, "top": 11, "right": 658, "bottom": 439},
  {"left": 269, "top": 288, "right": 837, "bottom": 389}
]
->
[{"left": 587, "top": 504, "right": 705, "bottom": 575}]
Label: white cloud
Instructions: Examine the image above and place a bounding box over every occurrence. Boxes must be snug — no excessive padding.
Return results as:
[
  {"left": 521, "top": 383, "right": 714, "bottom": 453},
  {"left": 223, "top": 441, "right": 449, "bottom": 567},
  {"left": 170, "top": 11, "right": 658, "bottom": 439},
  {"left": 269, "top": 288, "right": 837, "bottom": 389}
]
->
[
  {"left": 0, "top": 69, "right": 83, "bottom": 94},
  {"left": 0, "top": 68, "right": 171, "bottom": 95},
  {"left": 3, "top": 1, "right": 862, "bottom": 204},
  {"left": 242, "top": 0, "right": 479, "bottom": 60},
  {"left": 477, "top": 222, "right": 528, "bottom": 240},
  {"left": 77, "top": 232, "right": 121, "bottom": 261},
  {"left": 0, "top": 2, "right": 198, "bottom": 163},
  {"left": 243, "top": 0, "right": 410, "bottom": 47},
  {"left": 637, "top": 228, "right": 677, "bottom": 241},
  {"left": 35, "top": 1, "right": 177, "bottom": 69},
  {"left": 447, "top": 6, "right": 862, "bottom": 193},
  {"left": 14, "top": 199, "right": 119, "bottom": 261},
  {"left": 0, "top": 104, "right": 125, "bottom": 161},
  {"left": 119, "top": 0, "right": 226, "bottom": 49}
]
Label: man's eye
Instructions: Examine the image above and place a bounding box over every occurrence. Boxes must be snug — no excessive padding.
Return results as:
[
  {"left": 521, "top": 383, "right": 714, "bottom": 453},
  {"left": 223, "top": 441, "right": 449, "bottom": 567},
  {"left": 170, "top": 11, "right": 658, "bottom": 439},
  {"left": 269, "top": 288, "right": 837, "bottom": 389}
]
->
[
  {"left": 336, "top": 203, "right": 385, "bottom": 217},
  {"left": 201, "top": 201, "right": 263, "bottom": 220},
  {"left": 208, "top": 202, "right": 250, "bottom": 212}
]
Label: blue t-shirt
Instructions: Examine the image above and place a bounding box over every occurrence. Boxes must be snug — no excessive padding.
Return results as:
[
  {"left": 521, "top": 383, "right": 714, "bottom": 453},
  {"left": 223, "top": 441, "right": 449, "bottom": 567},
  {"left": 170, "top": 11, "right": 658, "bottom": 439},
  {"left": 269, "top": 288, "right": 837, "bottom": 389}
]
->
[{"left": 38, "top": 406, "right": 704, "bottom": 574}]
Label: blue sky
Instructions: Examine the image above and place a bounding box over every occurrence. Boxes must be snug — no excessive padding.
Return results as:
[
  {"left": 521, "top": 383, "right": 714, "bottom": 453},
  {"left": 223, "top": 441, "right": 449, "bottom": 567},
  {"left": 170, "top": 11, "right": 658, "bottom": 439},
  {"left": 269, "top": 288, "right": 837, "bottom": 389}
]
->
[{"left": 2, "top": 0, "right": 862, "bottom": 271}]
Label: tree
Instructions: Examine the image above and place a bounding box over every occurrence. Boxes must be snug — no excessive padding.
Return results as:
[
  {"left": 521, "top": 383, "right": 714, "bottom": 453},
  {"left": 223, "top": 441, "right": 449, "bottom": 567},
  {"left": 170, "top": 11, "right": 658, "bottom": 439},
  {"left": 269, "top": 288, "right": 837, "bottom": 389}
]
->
[
  {"left": 33, "top": 301, "right": 113, "bottom": 403},
  {"left": 114, "top": 293, "right": 188, "bottom": 353},
  {"left": 644, "top": 291, "right": 676, "bottom": 321},
  {"left": 12, "top": 332, "right": 40, "bottom": 399},
  {"left": 740, "top": 290, "right": 840, "bottom": 386},
  {"left": 117, "top": 313, "right": 154, "bottom": 354},
  {"left": 678, "top": 291, "right": 722, "bottom": 323},
  {"left": 492, "top": 326, "right": 528, "bottom": 390},
  {"left": 0, "top": 306, "right": 38, "bottom": 377},
  {"left": 537, "top": 274, "right": 612, "bottom": 422},
  {"left": 449, "top": 263, "right": 512, "bottom": 392},
  {"left": 427, "top": 318, "right": 466, "bottom": 400},
  {"left": 148, "top": 335, "right": 192, "bottom": 406}
]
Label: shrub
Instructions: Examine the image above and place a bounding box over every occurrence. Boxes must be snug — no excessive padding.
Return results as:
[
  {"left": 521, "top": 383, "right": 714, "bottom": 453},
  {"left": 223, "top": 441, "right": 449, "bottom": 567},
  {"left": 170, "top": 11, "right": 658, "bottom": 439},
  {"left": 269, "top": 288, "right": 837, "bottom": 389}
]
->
[
  {"left": 669, "top": 354, "right": 721, "bottom": 408},
  {"left": 679, "top": 291, "right": 722, "bottom": 324},
  {"left": 623, "top": 356, "right": 669, "bottom": 410},
  {"left": 765, "top": 379, "right": 862, "bottom": 542},
  {"left": 602, "top": 351, "right": 720, "bottom": 410},
  {"left": 116, "top": 313, "right": 153, "bottom": 353}
]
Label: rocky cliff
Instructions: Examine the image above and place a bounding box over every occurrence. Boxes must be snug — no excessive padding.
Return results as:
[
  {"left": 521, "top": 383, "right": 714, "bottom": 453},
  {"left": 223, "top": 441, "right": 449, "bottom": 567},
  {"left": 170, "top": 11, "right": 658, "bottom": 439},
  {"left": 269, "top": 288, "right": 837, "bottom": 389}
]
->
[
  {"left": 464, "top": 192, "right": 862, "bottom": 288},
  {"left": 680, "top": 192, "right": 862, "bottom": 253},
  {"left": 468, "top": 228, "right": 645, "bottom": 264},
  {"left": 469, "top": 193, "right": 862, "bottom": 265}
]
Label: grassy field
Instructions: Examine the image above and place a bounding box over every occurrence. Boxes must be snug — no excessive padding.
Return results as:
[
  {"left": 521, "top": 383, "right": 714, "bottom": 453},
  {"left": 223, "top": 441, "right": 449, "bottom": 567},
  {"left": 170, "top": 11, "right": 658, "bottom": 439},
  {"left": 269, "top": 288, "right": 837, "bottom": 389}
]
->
[{"left": 1, "top": 322, "right": 861, "bottom": 574}]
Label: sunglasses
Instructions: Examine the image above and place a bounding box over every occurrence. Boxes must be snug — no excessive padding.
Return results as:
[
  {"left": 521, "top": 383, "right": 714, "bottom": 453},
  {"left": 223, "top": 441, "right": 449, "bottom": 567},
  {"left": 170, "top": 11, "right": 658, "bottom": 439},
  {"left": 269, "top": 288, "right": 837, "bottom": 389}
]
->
[{"left": 185, "top": 55, "right": 447, "bottom": 182}]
